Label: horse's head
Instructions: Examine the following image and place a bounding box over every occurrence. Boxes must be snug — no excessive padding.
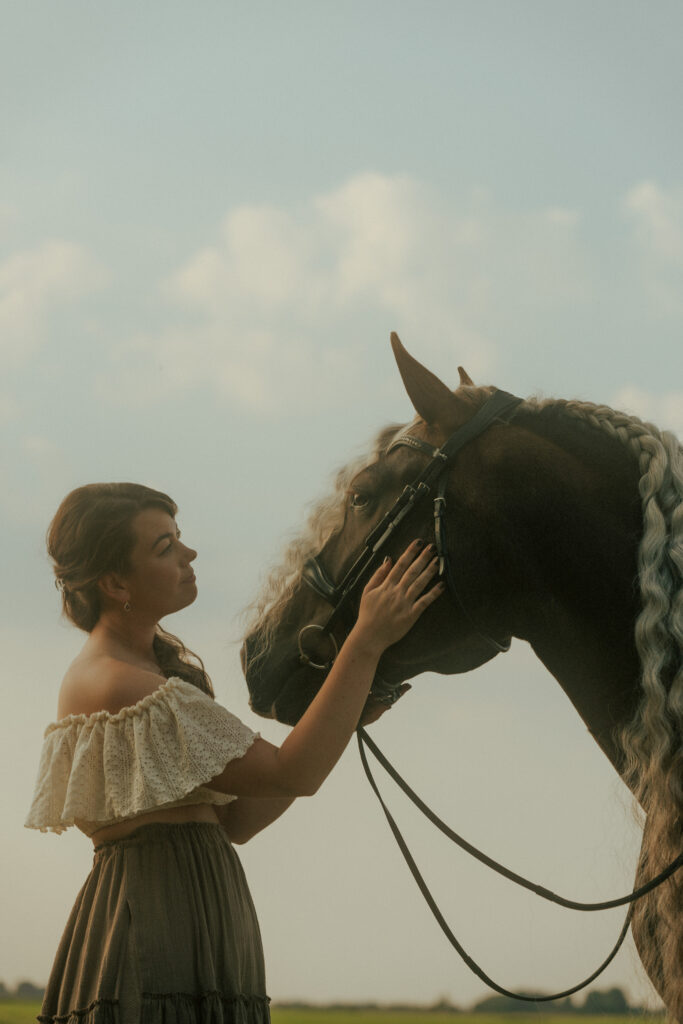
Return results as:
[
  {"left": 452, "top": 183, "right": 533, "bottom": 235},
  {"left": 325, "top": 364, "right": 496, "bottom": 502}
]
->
[{"left": 242, "top": 334, "right": 521, "bottom": 725}]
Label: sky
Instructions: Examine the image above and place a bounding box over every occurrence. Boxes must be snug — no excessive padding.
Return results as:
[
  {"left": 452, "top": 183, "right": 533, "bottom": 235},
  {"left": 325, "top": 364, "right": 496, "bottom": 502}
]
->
[{"left": 2, "top": 0, "right": 683, "bottom": 1009}]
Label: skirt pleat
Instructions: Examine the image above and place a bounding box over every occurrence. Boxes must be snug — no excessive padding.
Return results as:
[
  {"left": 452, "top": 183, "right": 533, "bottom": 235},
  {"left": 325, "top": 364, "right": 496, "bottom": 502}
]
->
[{"left": 38, "top": 822, "right": 270, "bottom": 1024}]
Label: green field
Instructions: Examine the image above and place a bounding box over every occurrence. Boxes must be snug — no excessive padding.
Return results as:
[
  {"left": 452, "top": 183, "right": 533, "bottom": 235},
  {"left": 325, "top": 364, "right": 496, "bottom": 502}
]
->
[
  {"left": 271, "top": 1016, "right": 663, "bottom": 1024},
  {"left": 0, "top": 1008, "right": 41, "bottom": 1024},
  {"left": 272, "top": 1015, "right": 662, "bottom": 1024},
  {"left": 0, "top": 1007, "right": 665, "bottom": 1024}
]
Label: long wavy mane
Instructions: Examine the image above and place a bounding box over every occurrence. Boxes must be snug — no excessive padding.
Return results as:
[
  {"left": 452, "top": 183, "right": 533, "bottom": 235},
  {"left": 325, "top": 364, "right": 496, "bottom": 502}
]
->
[{"left": 522, "top": 396, "right": 682, "bottom": 1017}]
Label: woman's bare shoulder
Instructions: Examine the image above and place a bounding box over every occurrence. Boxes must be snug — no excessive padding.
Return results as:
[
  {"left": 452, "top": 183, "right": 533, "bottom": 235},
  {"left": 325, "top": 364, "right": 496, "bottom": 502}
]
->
[{"left": 58, "top": 655, "right": 167, "bottom": 720}]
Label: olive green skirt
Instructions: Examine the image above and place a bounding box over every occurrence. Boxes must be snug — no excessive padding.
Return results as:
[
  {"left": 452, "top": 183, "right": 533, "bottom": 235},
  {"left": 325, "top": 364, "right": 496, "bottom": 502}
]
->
[{"left": 39, "top": 821, "right": 270, "bottom": 1024}]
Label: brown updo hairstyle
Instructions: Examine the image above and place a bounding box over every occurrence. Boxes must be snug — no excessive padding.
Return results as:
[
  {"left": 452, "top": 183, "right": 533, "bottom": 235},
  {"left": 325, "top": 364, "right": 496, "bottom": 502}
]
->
[{"left": 47, "top": 482, "right": 213, "bottom": 697}]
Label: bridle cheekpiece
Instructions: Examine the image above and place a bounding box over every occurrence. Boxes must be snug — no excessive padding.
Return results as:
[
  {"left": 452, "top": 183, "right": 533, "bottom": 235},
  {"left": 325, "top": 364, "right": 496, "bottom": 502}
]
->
[{"left": 298, "top": 389, "right": 523, "bottom": 701}]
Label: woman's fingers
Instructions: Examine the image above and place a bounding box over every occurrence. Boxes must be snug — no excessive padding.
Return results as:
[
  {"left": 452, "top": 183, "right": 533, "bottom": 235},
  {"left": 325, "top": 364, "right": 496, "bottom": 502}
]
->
[
  {"left": 356, "top": 541, "right": 445, "bottom": 650},
  {"left": 386, "top": 539, "right": 431, "bottom": 584},
  {"left": 363, "top": 540, "right": 430, "bottom": 598},
  {"left": 363, "top": 555, "right": 393, "bottom": 592},
  {"left": 413, "top": 578, "right": 446, "bottom": 611},
  {"left": 405, "top": 556, "right": 440, "bottom": 598}
]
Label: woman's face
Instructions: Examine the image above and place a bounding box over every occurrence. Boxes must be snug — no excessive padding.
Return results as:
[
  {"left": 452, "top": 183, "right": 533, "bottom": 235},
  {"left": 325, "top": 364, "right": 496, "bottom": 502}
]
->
[{"left": 121, "top": 507, "right": 198, "bottom": 620}]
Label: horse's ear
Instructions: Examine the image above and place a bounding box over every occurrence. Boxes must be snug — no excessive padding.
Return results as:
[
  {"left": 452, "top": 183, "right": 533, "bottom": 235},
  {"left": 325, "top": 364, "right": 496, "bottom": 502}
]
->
[
  {"left": 391, "top": 332, "right": 462, "bottom": 427},
  {"left": 458, "top": 366, "right": 474, "bottom": 386}
]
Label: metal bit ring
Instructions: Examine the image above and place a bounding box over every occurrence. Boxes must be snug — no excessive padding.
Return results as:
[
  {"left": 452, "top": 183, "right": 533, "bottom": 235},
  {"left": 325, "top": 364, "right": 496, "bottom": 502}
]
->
[{"left": 297, "top": 624, "right": 339, "bottom": 671}]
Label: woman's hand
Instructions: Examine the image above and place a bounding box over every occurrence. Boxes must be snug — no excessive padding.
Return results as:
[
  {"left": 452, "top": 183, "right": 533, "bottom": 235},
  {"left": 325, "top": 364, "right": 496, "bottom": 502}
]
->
[
  {"left": 352, "top": 539, "right": 444, "bottom": 658},
  {"left": 208, "top": 541, "right": 443, "bottom": 809}
]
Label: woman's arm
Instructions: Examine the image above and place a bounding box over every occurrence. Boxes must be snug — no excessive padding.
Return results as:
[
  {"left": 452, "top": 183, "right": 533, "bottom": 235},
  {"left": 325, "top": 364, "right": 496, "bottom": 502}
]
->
[
  {"left": 216, "top": 686, "right": 410, "bottom": 843},
  {"left": 207, "top": 542, "right": 442, "bottom": 806},
  {"left": 215, "top": 795, "right": 295, "bottom": 844}
]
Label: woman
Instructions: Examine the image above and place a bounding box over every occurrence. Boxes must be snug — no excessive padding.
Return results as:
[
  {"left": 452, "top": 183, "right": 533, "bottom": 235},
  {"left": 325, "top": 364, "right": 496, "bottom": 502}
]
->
[{"left": 26, "top": 482, "right": 443, "bottom": 1022}]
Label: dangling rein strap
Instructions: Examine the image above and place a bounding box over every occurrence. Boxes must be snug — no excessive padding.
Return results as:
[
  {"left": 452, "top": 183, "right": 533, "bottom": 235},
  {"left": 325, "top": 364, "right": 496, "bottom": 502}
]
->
[{"left": 357, "top": 727, "right": 683, "bottom": 1001}]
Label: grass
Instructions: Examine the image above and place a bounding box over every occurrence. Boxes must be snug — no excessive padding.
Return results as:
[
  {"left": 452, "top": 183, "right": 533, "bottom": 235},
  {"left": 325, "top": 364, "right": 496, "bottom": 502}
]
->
[
  {"left": 0, "top": 1006, "right": 665, "bottom": 1024},
  {"left": 272, "top": 1016, "right": 660, "bottom": 1024},
  {"left": 0, "top": 1007, "right": 42, "bottom": 1024}
]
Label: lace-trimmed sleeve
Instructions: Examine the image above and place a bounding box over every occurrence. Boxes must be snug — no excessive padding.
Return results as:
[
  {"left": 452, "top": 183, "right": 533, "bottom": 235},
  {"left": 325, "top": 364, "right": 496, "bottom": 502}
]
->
[{"left": 24, "top": 677, "right": 260, "bottom": 834}]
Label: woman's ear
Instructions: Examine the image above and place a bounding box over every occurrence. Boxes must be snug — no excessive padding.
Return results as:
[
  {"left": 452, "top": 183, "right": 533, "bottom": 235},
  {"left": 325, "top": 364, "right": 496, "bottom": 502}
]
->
[{"left": 97, "top": 572, "right": 129, "bottom": 605}]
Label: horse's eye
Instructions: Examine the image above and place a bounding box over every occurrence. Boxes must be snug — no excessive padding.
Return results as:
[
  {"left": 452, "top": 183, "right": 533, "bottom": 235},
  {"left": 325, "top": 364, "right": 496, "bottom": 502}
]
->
[{"left": 349, "top": 492, "right": 369, "bottom": 510}]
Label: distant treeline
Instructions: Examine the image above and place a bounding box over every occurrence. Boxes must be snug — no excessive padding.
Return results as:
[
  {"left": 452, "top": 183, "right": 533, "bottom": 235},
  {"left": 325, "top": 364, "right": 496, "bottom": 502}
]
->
[
  {"left": 0, "top": 980, "right": 44, "bottom": 1001},
  {"left": 0, "top": 981, "right": 659, "bottom": 1014},
  {"left": 470, "top": 988, "right": 651, "bottom": 1014},
  {"left": 275, "top": 987, "right": 656, "bottom": 1015}
]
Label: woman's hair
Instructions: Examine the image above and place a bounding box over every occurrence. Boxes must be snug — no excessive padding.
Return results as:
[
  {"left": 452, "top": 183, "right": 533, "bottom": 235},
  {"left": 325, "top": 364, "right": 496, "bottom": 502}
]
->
[{"left": 47, "top": 482, "right": 213, "bottom": 697}]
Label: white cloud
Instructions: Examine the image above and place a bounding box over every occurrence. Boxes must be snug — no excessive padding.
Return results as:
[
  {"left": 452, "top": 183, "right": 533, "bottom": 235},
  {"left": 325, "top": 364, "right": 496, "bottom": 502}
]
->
[
  {"left": 625, "top": 182, "right": 683, "bottom": 265},
  {"left": 0, "top": 240, "right": 104, "bottom": 365},
  {"left": 611, "top": 385, "right": 683, "bottom": 437},
  {"left": 170, "top": 173, "right": 429, "bottom": 322},
  {"left": 98, "top": 174, "right": 589, "bottom": 414},
  {"left": 544, "top": 207, "right": 580, "bottom": 228},
  {"left": 623, "top": 181, "right": 683, "bottom": 315}
]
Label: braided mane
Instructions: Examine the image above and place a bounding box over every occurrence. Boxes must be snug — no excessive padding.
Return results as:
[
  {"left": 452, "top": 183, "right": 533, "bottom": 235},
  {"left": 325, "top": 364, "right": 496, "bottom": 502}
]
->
[{"left": 523, "top": 396, "right": 683, "bottom": 1016}]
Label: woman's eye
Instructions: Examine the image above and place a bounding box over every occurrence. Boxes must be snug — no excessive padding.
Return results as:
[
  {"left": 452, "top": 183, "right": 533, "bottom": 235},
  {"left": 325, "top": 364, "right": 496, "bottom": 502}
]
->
[
  {"left": 349, "top": 492, "right": 369, "bottom": 510},
  {"left": 162, "top": 531, "right": 181, "bottom": 555}
]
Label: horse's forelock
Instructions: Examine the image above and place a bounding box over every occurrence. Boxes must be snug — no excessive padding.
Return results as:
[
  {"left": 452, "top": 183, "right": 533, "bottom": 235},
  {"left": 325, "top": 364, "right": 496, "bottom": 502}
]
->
[{"left": 241, "top": 420, "right": 408, "bottom": 653}]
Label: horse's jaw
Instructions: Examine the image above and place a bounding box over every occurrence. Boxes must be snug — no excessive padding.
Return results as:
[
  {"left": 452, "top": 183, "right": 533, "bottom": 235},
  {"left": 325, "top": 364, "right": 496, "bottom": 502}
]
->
[
  {"left": 244, "top": 639, "right": 501, "bottom": 726},
  {"left": 376, "top": 638, "right": 502, "bottom": 684}
]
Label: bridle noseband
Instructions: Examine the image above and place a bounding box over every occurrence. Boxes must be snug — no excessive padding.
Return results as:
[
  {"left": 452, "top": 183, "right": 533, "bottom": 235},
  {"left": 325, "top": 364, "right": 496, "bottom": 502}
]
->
[{"left": 298, "top": 389, "right": 523, "bottom": 699}]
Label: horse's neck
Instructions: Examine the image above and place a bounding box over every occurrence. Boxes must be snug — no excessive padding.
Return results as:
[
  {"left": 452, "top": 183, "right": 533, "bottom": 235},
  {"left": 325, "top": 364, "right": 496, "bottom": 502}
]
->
[
  {"left": 526, "top": 614, "right": 641, "bottom": 774},
  {"left": 492, "top": 412, "right": 644, "bottom": 776}
]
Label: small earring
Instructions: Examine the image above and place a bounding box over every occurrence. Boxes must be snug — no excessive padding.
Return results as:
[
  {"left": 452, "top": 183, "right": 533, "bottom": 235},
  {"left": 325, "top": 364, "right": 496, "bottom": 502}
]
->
[{"left": 124, "top": 601, "right": 131, "bottom": 612}]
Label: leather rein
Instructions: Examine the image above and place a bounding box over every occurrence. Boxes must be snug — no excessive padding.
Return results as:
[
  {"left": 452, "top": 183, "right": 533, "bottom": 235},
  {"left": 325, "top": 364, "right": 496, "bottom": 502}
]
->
[{"left": 297, "top": 388, "right": 683, "bottom": 1000}]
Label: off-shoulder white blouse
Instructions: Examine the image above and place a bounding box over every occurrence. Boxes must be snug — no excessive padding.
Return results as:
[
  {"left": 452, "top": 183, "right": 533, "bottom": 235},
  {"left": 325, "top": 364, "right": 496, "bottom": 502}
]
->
[{"left": 24, "top": 676, "right": 260, "bottom": 837}]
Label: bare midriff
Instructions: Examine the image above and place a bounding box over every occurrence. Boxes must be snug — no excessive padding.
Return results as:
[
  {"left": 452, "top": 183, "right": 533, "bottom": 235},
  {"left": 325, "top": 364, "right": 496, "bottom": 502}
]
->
[{"left": 87, "top": 802, "right": 222, "bottom": 846}]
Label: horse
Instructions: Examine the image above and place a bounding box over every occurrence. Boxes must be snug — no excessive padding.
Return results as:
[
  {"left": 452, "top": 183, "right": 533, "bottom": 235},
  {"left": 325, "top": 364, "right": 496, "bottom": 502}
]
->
[{"left": 241, "top": 334, "right": 683, "bottom": 1018}]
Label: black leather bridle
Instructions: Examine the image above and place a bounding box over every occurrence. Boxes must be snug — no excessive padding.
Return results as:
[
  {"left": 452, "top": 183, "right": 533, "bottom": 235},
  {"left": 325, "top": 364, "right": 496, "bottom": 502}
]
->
[{"left": 298, "top": 388, "right": 524, "bottom": 701}]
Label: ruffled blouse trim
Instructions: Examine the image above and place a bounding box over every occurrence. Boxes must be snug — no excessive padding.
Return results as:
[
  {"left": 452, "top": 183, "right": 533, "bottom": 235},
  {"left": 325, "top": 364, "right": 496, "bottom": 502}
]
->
[
  {"left": 25, "top": 677, "right": 260, "bottom": 835},
  {"left": 44, "top": 675, "right": 189, "bottom": 733}
]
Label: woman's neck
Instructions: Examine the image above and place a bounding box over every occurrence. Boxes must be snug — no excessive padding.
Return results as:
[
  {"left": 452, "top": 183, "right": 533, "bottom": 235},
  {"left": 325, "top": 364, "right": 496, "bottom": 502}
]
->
[{"left": 87, "top": 614, "right": 161, "bottom": 671}]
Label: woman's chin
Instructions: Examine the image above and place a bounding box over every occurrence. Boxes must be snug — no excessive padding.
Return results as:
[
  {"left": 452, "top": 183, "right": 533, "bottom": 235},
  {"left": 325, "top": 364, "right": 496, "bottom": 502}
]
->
[{"left": 173, "top": 585, "right": 199, "bottom": 612}]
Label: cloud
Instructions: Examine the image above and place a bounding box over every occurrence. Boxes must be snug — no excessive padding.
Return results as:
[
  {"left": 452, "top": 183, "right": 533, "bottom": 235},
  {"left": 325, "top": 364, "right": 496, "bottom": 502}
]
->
[
  {"left": 97, "top": 174, "right": 590, "bottom": 415},
  {"left": 623, "top": 181, "right": 683, "bottom": 315},
  {"left": 625, "top": 182, "right": 683, "bottom": 265},
  {"left": 0, "top": 240, "right": 104, "bottom": 365},
  {"left": 611, "top": 385, "right": 683, "bottom": 437}
]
